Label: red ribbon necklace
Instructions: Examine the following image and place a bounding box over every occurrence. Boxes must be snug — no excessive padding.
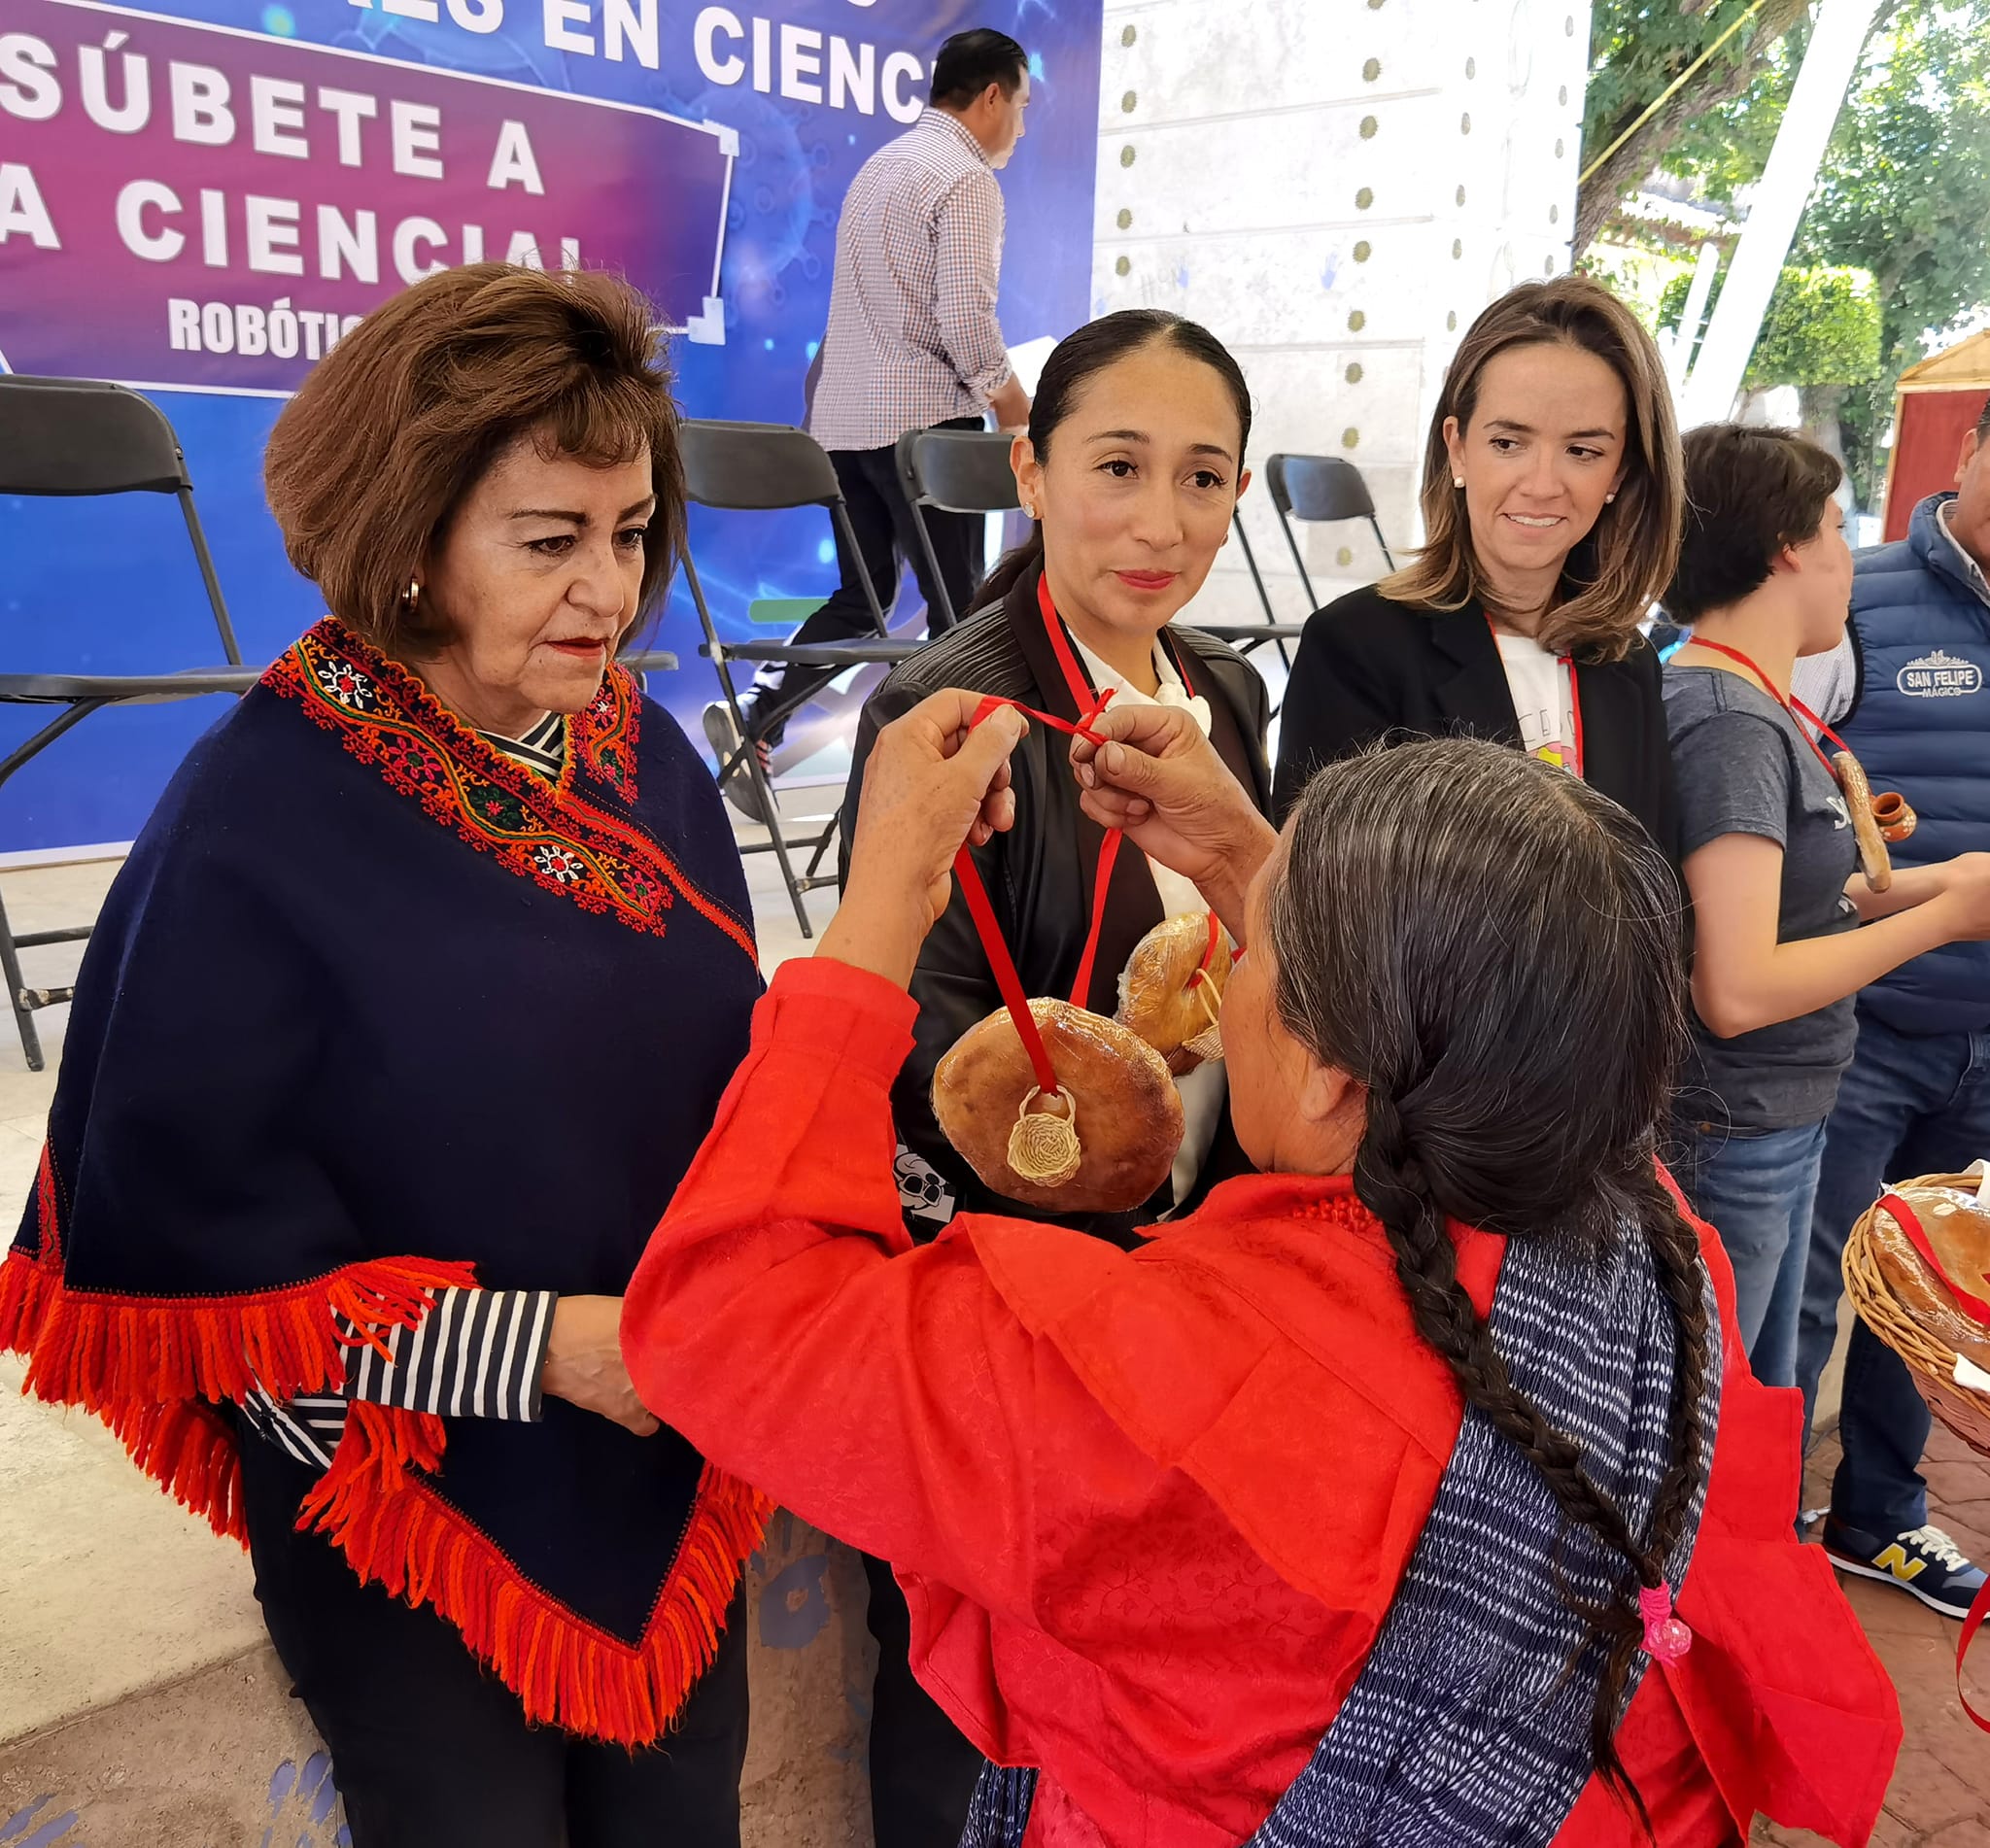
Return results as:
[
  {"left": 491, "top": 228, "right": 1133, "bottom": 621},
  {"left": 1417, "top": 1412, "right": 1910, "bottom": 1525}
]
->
[
  {"left": 947, "top": 575, "right": 1180, "bottom": 1100},
  {"left": 1682, "top": 636, "right": 1850, "bottom": 783},
  {"left": 1877, "top": 1187, "right": 1990, "bottom": 1730}
]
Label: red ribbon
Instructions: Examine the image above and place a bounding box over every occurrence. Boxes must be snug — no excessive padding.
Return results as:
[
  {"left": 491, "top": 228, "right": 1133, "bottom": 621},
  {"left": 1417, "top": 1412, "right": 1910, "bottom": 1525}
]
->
[
  {"left": 950, "top": 688, "right": 1118, "bottom": 1101},
  {"left": 1880, "top": 1190, "right": 1990, "bottom": 1326},
  {"left": 1961, "top": 1575, "right": 1990, "bottom": 1732},
  {"left": 1686, "top": 636, "right": 1860, "bottom": 785},
  {"left": 1484, "top": 613, "right": 1586, "bottom": 779},
  {"left": 947, "top": 573, "right": 1182, "bottom": 1103},
  {"left": 1877, "top": 1186, "right": 1990, "bottom": 1728}
]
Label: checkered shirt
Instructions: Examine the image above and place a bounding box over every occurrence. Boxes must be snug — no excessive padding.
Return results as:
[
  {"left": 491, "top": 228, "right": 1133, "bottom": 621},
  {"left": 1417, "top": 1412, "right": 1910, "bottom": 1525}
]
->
[{"left": 806, "top": 109, "right": 1012, "bottom": 453}]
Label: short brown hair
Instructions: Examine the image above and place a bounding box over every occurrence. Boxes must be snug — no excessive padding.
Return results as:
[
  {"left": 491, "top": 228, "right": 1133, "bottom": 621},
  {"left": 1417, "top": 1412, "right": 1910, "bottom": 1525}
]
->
[
  {"left": 1383, "top": 275, "right": 1684, "bottom": 663},
  {"left": 264, "top": 263, "right": 686, "bottom": 656},
  {"left": 1667, "top": 424, "right": 1842, "bottom": 623}
]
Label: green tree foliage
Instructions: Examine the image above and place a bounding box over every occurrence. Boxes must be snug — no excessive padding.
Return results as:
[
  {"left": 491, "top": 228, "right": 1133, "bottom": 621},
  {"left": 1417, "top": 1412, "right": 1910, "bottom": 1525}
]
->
[
  {"left": 1658, "top": 263, "right": 1881, "bottom": 389},
  {"left": 1586, "top": 0, "right": 1990, "bottom": 504},
  {"left": 1794, "top": 5, "right": 1990, "bottom": 500}
]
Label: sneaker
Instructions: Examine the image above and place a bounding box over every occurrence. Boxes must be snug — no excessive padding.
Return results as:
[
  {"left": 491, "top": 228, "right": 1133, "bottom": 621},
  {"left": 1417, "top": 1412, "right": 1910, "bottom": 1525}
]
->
[
  {"left": 702, "top": 702, "right": 773, "bottom": 822},
  {"left": 1823, "top": 1517, "right": 1988, "bottom": 1619}
]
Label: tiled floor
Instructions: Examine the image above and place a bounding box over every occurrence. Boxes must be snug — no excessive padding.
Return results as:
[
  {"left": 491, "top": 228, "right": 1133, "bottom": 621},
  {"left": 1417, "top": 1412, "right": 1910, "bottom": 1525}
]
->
[{"left": 4, "top": 843, "right": 1987, "bottom": 1838}]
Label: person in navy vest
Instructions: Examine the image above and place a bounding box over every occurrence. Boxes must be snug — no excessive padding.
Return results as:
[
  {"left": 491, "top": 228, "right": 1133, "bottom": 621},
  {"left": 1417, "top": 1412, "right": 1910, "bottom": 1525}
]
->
[
  {"left": 1790, "top": 393, "right": 1990, "bottom": 1619},
  {"left": 0, "top": 265, "right": 770, "bottom": 1846}
]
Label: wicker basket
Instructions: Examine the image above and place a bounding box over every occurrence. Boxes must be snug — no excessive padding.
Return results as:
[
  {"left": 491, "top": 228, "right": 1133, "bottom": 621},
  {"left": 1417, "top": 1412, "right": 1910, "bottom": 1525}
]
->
[{"left": 1842, "top": 1172, "right": 1990, "bottom": 1459}]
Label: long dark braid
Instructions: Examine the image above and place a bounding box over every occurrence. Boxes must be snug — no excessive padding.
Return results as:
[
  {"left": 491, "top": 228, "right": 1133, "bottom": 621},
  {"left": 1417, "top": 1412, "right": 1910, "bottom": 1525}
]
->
[{"left": 1268, "top": 738, "right": 1713, "bottom": 1824}]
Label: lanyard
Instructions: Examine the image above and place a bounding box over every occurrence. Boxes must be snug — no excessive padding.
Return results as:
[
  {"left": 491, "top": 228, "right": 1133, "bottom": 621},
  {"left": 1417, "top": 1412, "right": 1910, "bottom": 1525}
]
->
[
  {"left": 1682, "top": 637, "right": 1849, "bottom": 782},
  {"left": 1487, "top": 616, "right": 1585, "bottom": 779},
  {"left": 947, "top": 574, "right": 1141, "bottom": 1101},
  {"left": 949, "top": 689, "right": 1117, "bottom": 1098}
]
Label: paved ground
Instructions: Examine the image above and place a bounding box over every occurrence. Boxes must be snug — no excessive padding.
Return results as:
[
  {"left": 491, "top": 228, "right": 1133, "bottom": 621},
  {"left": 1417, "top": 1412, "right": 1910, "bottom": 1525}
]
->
[{"left": 1756, "top": 1420, "right": 1990, "bottom": 1847}]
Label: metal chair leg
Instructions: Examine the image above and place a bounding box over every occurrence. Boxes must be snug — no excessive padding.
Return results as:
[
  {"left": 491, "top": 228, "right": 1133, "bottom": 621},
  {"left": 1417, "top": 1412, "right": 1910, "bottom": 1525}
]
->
[
  {"left": 681, "top": 551, "right": 816, "bottom": 938},
  {"left": 1231, "top": 514, "right": 1290, "bottom": 669},
  {"left": 1274, "top": 505, "right": 1321, "bottom": 611},
  {"left": 0, "top": 881, "right": 47, "bottom": 1072}
]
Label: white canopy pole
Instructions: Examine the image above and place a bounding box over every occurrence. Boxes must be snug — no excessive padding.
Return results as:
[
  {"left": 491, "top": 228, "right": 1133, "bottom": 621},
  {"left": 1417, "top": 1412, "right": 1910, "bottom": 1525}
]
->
[
  {"left": 1677, "top": 0, "right": 1882, "bottom": 429},
  {"left": 1666, "top": 241, "right": 1724, "bottom": 394}
]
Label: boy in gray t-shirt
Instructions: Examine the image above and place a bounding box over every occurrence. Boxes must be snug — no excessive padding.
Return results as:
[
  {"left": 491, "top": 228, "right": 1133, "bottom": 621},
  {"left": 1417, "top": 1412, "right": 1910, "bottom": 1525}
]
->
[
  {"left": 1660, "top": 424, "right": 1990, "bottom": 1389},
  {"left": 1664, "top": 667, "right": 1858, "bottom": 1132}
]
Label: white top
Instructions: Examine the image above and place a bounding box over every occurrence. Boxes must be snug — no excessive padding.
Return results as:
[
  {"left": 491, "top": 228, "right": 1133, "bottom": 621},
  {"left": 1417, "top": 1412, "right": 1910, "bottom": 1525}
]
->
[
  {"left": 1070, "top": 633, "right": 1224, "bottom": 1210},
  {"left": 1493, "top": 631, "right": 1579, "bottom": 774}
]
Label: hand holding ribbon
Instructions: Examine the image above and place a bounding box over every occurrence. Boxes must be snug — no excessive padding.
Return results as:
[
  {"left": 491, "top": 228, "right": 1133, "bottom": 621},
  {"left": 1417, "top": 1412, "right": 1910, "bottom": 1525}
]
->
[
  {"left": 1068, "top": 702, "right": 1280, "bottom": 941},
  {"left": 822, "top": 690, "right": 1031, "bottom": 990}
]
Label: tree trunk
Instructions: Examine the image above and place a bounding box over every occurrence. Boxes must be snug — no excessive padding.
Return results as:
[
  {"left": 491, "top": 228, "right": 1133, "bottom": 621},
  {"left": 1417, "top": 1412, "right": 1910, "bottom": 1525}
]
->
[
  {"left": 1799, "top": 383, "right": 1849, "bottom": 466},
  {"left": 1575, "top": 0, "right": 1812, "bottom": 256}
]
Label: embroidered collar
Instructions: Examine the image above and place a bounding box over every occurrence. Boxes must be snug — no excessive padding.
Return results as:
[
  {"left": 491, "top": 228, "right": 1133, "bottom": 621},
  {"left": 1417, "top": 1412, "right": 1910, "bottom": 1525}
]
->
[{"left": 262, "top": 619, "right": 755, "bottom": 962}]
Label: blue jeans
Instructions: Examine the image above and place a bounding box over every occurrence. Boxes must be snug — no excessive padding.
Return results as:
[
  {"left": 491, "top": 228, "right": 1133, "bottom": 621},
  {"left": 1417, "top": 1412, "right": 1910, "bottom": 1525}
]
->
[
  {"left": 1796, "top": 1008, "right": 1990, "bottom": 1533},
  {"left": 1671, "top": 1117, "right": 1826, "bottom": 1388}
]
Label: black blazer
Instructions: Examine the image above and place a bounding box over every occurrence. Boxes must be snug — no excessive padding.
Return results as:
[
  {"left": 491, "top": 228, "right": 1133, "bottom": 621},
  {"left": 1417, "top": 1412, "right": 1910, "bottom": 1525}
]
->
[
  {"left": 1273, "top": 582, "right": 1681, "bottom": 865},
  {"left": 840, "top": 563, "right": 1272, "bottom": 1246}
]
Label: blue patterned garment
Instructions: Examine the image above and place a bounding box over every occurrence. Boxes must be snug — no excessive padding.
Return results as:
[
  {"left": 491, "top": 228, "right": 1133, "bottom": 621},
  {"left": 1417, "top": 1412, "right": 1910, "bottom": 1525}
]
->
[{"left": 959, "top": 1212, "right": 1723, "bottom": 1848}]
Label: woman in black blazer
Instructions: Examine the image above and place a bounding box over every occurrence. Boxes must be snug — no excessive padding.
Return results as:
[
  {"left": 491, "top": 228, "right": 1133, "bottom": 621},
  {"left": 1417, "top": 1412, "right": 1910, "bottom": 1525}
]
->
[{"left": 1275, "top": 276, "right": 1684, "bottom": 863}]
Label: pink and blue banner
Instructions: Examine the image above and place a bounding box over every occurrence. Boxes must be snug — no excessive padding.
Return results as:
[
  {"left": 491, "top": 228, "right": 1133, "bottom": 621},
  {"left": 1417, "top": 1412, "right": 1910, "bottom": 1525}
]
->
[
  {"left": 0, "top": 0, "right": 1101, "bottom": 850},
  {"left": 0, "top": 0, "right": 735, "bottom": 390}
]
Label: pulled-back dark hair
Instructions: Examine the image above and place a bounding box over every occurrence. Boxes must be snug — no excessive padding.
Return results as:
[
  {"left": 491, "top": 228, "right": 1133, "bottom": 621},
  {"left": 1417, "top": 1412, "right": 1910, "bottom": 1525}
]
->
[
  {"left": 1666, "top": 424, "right": 1842, "bottom": 624},
  {"left": 1978, "top": 392, "right": 1990, "bottom": 442},
  {"left": 930, "top": 28, "right": 1028, "bottom": 108},
  {"left": 967, "top": 309, "right": 1252, "bottom": 618},
  {"left": 1267, "top": 737, "right": 1711, "bottom": 1826}
]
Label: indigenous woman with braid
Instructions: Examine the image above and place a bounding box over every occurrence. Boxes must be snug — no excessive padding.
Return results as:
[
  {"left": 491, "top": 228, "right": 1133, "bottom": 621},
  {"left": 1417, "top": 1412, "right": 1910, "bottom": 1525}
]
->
[{"left": 626, "top": 697, "right": 1900, "bottom": 1848}]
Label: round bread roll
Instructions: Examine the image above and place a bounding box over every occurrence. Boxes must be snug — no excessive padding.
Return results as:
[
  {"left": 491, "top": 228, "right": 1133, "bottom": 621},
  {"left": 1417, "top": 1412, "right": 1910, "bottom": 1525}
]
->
[
  {"left": 1869, "top": 1185, "right": 1990, "bottom": 1379},
  {"left": 1834, "top": 751, "right": 1893, "bottom": 893},
  {"left": 933, "top": 999, "right": 1184, "bottom": 1213},
  {"left": 1117, "top": 911, "right": 1234, "bottom": 1075}
]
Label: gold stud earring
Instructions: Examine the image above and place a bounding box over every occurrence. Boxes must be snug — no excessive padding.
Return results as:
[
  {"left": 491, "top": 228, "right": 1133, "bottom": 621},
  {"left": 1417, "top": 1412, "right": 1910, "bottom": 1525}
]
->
[{"left": 1604, "top": 493, "right": 1617, "bottom": 504}]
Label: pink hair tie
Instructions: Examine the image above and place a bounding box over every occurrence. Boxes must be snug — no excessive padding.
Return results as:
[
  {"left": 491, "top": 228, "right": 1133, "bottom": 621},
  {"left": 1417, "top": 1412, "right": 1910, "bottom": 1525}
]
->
[{"left": 1638, "top": 1584, "right": 1693, "bottom": 1665}]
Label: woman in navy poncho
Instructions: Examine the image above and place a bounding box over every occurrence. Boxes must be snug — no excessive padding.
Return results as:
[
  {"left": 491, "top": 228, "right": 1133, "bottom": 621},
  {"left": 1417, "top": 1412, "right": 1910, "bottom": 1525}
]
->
[{"left": 0, "top": 264, "right": 768, "bottom": 1847}]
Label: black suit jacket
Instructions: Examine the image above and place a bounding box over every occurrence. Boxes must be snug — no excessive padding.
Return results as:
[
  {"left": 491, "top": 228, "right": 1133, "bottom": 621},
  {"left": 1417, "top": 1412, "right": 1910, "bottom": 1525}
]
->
[
  {"left": 840, "top": 563, "right": 1272, "bottom": 1246},
  {"left": 1272, "top": 582, "right": 1681, "bottom": 865}
]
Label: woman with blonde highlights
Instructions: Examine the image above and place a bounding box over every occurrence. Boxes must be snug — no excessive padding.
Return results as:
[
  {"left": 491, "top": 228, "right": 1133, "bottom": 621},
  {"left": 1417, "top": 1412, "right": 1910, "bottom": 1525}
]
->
[{"left": 1275, "top": 276, "right": 1683, "bottom": 860}]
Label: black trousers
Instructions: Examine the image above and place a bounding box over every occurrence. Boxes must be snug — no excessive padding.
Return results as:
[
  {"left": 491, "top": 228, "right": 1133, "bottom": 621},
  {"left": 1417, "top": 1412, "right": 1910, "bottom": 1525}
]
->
[
  {"left": 863, "top": 1550, "right": 986, "bottom": 1848},
  {"left": 749, "top": 417, "right": 985, "bottom": 745},
  {"left": 240, "top": 1436, "right": 750, "bottom": 1848}
]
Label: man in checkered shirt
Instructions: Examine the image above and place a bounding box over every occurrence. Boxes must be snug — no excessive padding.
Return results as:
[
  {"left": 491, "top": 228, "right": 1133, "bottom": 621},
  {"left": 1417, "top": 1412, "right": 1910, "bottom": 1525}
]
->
[{"left": 704, "top": 28, "right": 1033, "bottom": 810}]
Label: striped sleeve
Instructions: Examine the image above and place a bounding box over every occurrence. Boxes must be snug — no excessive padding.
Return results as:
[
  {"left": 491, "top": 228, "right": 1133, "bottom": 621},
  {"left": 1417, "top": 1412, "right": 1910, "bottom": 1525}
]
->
[{"left": 343, "top": 1286, "right": 557, "bottom": 1421}]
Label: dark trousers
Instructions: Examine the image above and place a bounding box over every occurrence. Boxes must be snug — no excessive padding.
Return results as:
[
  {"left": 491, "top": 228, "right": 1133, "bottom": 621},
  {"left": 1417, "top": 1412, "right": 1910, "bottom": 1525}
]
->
[
  {"left": 748, "top": 417, "right": 984, "bottom": 746},
  {"left": 1796, "top": 1008, "right": 1990, "bottom": 1533},
  {"left": 240, "top": 1436, "right": 750, "bottom": 1848},
  {"left": 863, "top": 1551, "right": 986, "bottom": 1848}
]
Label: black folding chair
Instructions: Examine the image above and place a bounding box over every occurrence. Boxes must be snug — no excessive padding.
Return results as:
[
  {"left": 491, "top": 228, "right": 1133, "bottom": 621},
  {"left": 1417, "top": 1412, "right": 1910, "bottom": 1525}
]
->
[
  {"left": 896, "top": 428, "right": 1018, "bottom": 630},
  {"left": 0, "top": 376, "right": 262, "bottom": 1071},
  {"left": 1230, "top": 510, "right": 1284, "bottom": 637},
  {"left": 1265, "top": 454, "right": 1397, "bottom": 611},
  {"left": 677, "top": 419, "right": 891, "bottom": 936}
]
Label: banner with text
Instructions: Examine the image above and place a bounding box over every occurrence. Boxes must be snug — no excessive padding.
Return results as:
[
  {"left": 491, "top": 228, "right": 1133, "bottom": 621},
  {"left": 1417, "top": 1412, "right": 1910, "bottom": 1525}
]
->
[{"left": 0, "top": 0, "right": 1101, "bottom": 850}]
